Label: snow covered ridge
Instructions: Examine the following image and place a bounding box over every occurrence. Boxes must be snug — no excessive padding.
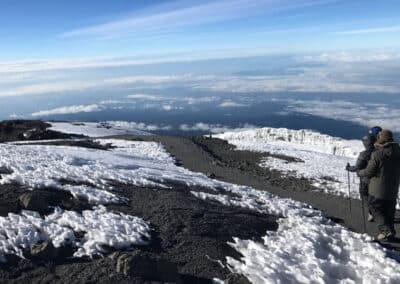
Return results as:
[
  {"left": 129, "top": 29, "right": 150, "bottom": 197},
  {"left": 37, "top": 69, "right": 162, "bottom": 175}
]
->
[
  {"left": 0, "top": 206, "right": 150, "bottom": 261},
  {"left": 48, "top": 121, "right": 151, "bottom": 137},
  {"left": 215, "top": 127, "right": 366, "bottom": 198},
  {"left": 215, "top": 127, "right": 363, "bottom": 158}
]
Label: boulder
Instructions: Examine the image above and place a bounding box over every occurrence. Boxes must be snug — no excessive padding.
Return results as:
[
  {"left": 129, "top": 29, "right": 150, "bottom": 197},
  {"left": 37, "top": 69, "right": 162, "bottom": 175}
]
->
[
  {"left": 19, "top": 190, "right": 73, "bottom": 214},
  {"left": 116, "top": 252, "right": 180, "bottom": 283},
  {"left": 19, "top": 192, "right": 49, "bottom": 214},
  {"left": 30, "top": 242, "right": 58, "bottom": 261}
]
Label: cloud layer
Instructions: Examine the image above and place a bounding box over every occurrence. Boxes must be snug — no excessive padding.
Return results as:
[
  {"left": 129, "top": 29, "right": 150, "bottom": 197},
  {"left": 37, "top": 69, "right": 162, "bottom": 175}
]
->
[
  {"left": 1, "top": 50, "right": 399, "bottom": 99},
  {"left": 32, "top": 104, "right": 101, "bottom": 117},
  {"left": 285, "top": 99, "right": 400, "bottom": 132}
]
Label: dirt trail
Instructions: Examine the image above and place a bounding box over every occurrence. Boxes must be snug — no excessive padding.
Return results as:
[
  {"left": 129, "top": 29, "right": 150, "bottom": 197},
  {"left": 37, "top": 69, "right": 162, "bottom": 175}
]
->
[{"left": 118, "top": 135, "right": 400, "bottom": 251}]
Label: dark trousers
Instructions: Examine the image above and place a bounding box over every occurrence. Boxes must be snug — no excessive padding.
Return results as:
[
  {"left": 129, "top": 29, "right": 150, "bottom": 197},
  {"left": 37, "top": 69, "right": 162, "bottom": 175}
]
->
[{"left": 368, "top": 196, "right": 396, "bottom": 234}]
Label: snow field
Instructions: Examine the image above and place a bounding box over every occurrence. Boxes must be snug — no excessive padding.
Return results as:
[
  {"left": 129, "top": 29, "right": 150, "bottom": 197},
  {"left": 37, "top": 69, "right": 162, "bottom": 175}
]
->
[
  {"left": 0, "top": 206, "right": 150, "bottom": 261},
  {"left": 0, "top": 139, "right": 206, "bottom": 204},
  {"left": 215, "top": 128, "right": 365, "bottom": 199},
  {"left": 193, "top": 185, "right": 400, "bottom": 283},
  {"left": 0, "top": 130, "right": 399, "bottom": 282}
]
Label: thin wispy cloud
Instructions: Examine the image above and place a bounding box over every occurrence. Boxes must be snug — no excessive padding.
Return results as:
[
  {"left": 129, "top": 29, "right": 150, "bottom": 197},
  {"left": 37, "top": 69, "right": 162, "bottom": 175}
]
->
[
  {"left": 303, "top": 51, "right": 400, "bottom": 62},
  {"left": 0, "top": 49, "right": 273, "bottom": 74},
  {"left": 60, "top": 0, "right": 338, "bottom": 39},
  {"left": 336, "top": 25, "right": 400, "bottom": 35},
  {"left": 219, "top": 101, "right": 248, "bottom": 108},
  {"left": 31, "top": 104, "right": 101, "bottom": 117}
]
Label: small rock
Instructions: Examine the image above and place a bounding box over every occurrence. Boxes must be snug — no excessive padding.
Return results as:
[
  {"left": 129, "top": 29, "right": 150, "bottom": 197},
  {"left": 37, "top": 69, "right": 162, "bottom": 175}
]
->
[
  {"left": 207, "top": 172, "right": 216, "bottom": 179},
  {"left": 226, "top": 274, "right": 252, "bottom": 284},
  {"left": 30, "top": 242, "right": 57, "bottom": 261}
]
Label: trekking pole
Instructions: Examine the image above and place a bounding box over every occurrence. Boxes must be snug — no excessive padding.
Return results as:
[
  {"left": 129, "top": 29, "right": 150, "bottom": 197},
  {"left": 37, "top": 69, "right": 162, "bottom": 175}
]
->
[
  {"left": 361, "top": 197, "right": 367, "bottom": 233},
  {"left": 346, "top": 164, "right": 352, "bottom": 216}
]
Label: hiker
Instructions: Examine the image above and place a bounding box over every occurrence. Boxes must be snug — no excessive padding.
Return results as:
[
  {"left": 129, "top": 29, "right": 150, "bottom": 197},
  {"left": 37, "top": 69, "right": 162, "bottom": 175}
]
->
[
  {"left": 357, "top": 129, "right": 400, "bottom": 241},
  {"left": 346, "top": 134, "right": 376, "bottom": 218}
]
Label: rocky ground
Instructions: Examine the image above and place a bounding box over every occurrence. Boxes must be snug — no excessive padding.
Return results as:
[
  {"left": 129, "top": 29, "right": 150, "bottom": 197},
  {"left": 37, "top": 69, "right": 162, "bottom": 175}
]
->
[
  {"left": 0, "top": 120, "right": 80, "bottom": 142},
  {"left": 0, "top": 182, "right": 277, "bottom": 283},
  {"left": 0, "top": 120, "right": 399, "bottom": 283}
]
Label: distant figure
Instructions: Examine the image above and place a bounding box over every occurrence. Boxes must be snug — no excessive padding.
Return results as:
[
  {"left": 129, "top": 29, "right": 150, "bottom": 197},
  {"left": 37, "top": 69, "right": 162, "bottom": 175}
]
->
[
  {"left": 346, "top": 134, "right": 376, "bottom": 200},
  {"left": 358, "top": 129, "right": 400, "bottom": 241}
]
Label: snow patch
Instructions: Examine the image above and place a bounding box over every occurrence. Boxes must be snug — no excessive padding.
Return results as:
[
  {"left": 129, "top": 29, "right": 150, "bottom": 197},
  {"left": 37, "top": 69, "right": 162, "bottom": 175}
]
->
[
  {"left": 47, "top": 206, "right": 150, "bottom": 258},
  {"left": 0, "top": 206, "right": 150, "bottom": 261}
]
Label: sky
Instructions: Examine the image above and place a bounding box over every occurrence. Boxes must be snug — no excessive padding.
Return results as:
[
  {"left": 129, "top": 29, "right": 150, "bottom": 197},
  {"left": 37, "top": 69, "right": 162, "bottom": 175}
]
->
[
  {"left": 0, "top": 0, "right": 399, "bottom": 59},
  {"left": 0, "top": 0, "right": 400, "bottom": 135}
]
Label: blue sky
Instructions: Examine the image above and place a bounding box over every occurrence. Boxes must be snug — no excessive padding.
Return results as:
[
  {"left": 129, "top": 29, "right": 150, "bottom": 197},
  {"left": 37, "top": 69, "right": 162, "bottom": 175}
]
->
[{"left": 0, "top": 0, "right": 399, "bottom": 59}]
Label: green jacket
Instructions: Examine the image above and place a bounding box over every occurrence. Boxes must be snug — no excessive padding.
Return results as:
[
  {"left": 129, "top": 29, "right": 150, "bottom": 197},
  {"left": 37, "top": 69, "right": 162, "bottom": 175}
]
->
[{"left": 358, "top": 142, "right": 400, "bottom": 200}]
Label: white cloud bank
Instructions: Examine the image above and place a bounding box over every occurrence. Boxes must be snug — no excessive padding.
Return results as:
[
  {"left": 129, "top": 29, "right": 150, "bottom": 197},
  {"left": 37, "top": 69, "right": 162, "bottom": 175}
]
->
[
  {"left": 32, "top": 104, "right": 101, "bottom": 117},
  {"left": 179, "top": 123, "right": 256, "bottom": 134},
  {"left": 286, "top": 99, "right": 400, "bottom": 133},
  {"left": 106, "top": 121, "right": 172, "bottom": 132},
  {"left": 0, "top": 50, "right": 399, "bottom": 98},
  {"left": 219, "top": 101, "right": 247, "bottom": 108}
]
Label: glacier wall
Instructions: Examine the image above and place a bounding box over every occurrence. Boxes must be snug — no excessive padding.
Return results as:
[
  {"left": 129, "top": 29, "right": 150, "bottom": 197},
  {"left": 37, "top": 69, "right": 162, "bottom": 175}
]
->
[{"left": 215, "top": 127, "right": 363, "bottom": 158}]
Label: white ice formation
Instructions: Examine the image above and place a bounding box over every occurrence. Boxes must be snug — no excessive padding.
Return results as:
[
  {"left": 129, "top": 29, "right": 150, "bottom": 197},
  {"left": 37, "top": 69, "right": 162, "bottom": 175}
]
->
[{"left": 215, "top": 127, "right": 365, "bottom": 198}]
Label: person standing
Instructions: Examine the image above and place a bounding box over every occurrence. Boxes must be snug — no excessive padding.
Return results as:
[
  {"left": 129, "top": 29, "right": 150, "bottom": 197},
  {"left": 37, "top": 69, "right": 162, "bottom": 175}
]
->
[
  {"left": 346, "top": 134, "right": 376, "bottom": 220},
  {"left": 358, "top": 129, "right": 400, "bottom": 240}
]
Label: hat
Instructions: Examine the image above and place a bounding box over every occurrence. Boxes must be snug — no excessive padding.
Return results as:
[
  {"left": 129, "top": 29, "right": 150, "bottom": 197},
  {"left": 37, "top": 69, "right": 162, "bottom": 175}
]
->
[
  {"left": 369, "top": 126, "right": 382, "bottom": 139},
  {"left": 376, "top": 129, "right": 393, "bottom": 145}
]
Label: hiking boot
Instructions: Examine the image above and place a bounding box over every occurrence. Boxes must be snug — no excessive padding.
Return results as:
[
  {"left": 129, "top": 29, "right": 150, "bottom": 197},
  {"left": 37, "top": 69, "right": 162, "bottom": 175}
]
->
[
  {"left": 367, "top": 213, "right": 374, "bottom": 222},
  {"left": 375, "top": 231, "right": 394, "bottom": 241}
]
